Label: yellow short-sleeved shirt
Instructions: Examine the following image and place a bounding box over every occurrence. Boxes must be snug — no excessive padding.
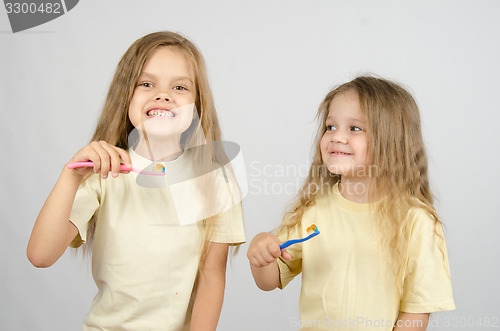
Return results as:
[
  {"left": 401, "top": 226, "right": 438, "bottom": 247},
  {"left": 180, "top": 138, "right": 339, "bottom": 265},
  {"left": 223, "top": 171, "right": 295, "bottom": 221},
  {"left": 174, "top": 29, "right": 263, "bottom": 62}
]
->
[
  {"left": 69, "top": 149, "right": 245, "bottom": 331},
  {"left": 277, "top": 183, "right": 455, "bottom": 330}
]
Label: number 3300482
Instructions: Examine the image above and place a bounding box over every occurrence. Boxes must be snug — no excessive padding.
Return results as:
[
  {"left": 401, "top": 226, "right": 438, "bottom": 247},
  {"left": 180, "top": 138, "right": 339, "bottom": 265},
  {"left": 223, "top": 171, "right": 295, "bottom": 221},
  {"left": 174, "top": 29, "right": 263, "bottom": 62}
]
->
[{"left": 5, "top": 2, "right": 62, "bottom": 14}]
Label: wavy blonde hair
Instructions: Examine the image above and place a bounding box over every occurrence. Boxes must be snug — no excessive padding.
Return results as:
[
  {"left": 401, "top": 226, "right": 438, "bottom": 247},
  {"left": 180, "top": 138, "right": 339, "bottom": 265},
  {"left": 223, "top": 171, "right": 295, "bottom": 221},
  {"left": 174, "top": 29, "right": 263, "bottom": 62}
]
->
[
  {"left": 277, "top": 75, "right": 443, "bottom": 295},
  {"left": 81, "top": 31, "right": 239, "bottom": 268}
]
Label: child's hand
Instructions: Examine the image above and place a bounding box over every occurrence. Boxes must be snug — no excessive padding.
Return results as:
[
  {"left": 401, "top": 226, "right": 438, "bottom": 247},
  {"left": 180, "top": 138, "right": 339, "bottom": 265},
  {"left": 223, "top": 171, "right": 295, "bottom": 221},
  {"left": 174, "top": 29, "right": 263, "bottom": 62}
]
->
[
  {"left": 67, "top": 141, "right": 132, "bottom": 179},
  {"left": 247, "top": 232, "right": 292, "bottom": 267}
]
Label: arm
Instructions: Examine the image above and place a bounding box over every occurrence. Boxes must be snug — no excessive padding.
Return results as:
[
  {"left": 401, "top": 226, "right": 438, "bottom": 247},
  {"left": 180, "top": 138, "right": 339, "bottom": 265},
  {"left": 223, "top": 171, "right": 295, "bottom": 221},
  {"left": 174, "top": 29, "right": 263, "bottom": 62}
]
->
[
  {"left": 250, "top": 260, "right": 280, "bottom": 291},
  {"left": 27, "top": 166, "right": 83, "bottom": 268},
  {"left": 27, "top": 141, "right": 131, "bottom": 268},
  {"left": 190, "top": 242, "right": 229, "bottom": 331},
  {"left": 393, "top": 312, "right": 430, "bottom": 331},
  {"left": 247, "top": 232, "right": 291, "bottom": 291}
]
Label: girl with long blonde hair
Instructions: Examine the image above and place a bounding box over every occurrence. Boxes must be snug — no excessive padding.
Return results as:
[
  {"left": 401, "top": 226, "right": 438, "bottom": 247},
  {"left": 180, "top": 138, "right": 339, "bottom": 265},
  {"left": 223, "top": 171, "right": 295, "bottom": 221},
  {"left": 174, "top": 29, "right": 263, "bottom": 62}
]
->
[
  {"left": 248, "top": 76, "right": 454, "bottom": 330},
  {"left": 28, "top": 31, "right": 245, "bottom": 330}
]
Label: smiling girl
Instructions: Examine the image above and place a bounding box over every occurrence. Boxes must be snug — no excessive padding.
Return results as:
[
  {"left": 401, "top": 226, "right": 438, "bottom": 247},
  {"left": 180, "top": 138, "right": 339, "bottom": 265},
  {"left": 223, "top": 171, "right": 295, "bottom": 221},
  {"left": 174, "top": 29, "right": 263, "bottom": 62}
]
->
[
  {"left": 247, "top": 76, "right": 455, "bottom": 330},
  {"left": 27, "top": 31, "right": 245, "bottom": 331}
]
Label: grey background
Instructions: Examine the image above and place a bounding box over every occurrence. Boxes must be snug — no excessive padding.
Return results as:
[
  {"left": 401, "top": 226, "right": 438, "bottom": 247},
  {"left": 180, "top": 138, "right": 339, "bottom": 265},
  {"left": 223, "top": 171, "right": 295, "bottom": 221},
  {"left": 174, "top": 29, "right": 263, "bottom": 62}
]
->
[{"left": 1, "top": 1, "right": 499, "bottom": 330}]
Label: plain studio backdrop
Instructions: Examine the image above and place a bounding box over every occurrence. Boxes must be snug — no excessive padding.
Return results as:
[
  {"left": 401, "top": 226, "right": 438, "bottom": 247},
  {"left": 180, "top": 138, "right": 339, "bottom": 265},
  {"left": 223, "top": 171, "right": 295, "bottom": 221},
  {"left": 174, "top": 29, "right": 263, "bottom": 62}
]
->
[{"left": 1, "top": 1, "right": 499, "bottom": 330}]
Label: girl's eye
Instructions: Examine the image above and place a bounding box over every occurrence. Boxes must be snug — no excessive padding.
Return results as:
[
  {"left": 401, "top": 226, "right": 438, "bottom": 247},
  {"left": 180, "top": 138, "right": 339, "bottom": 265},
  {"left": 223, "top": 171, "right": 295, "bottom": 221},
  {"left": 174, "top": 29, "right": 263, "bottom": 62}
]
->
[
  {"left": 173, "top": 85, "right": 187, "bottom": 91},
  {"left": 351, "top": 126, "right": 363, "bottom": 132},
  {"left": 139, "top": 82, "right": 153, "bottom": 88},
  {"left": 326, "top": 125, "right": 336, "bottom": 131}
]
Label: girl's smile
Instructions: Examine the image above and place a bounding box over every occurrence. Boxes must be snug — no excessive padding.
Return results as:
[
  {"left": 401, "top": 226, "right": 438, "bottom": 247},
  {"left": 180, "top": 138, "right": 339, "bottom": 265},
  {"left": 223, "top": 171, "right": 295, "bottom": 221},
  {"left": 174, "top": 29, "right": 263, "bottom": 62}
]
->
[
  {"left": 146, "top": 107, "right": 176, "bottom": 118},
  {"left": 327, "top": 149, "right": 353, "bottom": 156}
]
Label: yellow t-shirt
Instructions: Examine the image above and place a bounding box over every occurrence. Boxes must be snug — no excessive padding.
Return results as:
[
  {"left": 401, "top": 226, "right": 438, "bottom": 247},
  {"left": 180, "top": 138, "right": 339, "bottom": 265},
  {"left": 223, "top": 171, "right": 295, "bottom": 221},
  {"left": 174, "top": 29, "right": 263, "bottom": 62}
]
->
[
  {"left": 69, "top": 149, "right": 245, "bottom": 331},
  {"left": 277, "top": 183, "right": 455, "bottom": 331}
]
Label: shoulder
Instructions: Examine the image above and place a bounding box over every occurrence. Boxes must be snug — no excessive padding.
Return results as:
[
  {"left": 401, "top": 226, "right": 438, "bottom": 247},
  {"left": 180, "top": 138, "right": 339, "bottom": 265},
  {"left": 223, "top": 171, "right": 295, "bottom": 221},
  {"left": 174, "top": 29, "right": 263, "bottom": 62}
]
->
[
  {"left": 406, "top": 206, "right": 443, "bottom": 238},
  {"left": 404, "top": 206, "right": 448, "bottom": 260},
  {"left": 77, "top": 173, "right": 102, "bottom": 194},
  {"left": 77, "top": 172, "right": 137, "bottom": 202}
]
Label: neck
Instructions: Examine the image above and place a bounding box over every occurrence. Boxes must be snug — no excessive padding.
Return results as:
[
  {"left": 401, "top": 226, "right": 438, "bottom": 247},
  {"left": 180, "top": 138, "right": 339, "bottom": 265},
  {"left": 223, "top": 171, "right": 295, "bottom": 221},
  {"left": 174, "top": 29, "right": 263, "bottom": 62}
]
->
[
  {"left": 134, "top": 134, "right": 183, "bottom": 161},
  {"left": 338, "top": 176, "right": 374, "bottom": 203}
]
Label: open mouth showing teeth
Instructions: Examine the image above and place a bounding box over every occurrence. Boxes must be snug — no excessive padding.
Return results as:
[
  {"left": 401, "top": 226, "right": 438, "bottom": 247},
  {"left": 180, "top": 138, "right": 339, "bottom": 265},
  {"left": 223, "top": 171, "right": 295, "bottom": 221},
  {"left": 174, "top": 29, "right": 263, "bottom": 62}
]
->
[
  {"left": 331, "top": 152, "right": 351, "bottom": 155},
  {"left": 146, "top": 109, "right": 175, "bottom": 117}
]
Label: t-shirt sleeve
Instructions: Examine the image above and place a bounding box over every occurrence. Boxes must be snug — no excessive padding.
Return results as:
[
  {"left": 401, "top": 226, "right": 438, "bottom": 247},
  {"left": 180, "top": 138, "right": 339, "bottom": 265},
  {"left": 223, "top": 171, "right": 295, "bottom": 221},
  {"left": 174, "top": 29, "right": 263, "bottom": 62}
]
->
[
  {"left": 68, "top": 174, "right": 101, "bottom": 248},
  {"left": 209, "top": 172, "right": 246, "bottom": 244},
  {"left": 400, "top": 209, "right": 456, "bottom": 313},
  {"left": 276, "top": 225, "right": 303, "bottom": 289},
  {"left": 209, "top": 201, "right": 246, "bottom": 244}
]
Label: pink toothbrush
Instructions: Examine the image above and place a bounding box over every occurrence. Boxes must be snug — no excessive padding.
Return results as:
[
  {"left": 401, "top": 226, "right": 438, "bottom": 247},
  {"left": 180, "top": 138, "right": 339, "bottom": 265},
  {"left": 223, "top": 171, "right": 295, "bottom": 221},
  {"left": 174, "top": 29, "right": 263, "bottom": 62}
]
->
[{"left": 67, "top": 161, "right": 166, "bottom": 176}]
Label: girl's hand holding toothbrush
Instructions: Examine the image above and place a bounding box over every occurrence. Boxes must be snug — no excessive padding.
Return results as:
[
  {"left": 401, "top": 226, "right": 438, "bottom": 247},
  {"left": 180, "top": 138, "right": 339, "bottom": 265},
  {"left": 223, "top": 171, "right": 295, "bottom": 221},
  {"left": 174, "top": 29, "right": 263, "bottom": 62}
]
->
[
  {"left": 66, "top": 141, "right": 132, "bottom": 179},
  {"left": 247, "top": 226, "right": 319, "bottom": 291},
  {"left": 247, "top": 233, "right": 292, "bottom": 267},
  {"left": 248, "top": 225, "right": 320, "bottom": 267}
]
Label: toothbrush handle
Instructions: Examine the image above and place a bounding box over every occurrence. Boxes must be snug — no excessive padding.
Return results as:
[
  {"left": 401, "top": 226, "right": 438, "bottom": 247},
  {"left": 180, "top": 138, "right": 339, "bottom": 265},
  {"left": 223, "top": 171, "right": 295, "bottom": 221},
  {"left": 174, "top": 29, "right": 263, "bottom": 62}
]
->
[
  {"left": 67, "top": 161, "right": 131, "bottom": 172},
  {"left": 279, "top": 231, "right": 320, "bottom": 250},
  {"left": 279, "top": 240, "right": 297, "bottom": 250}
]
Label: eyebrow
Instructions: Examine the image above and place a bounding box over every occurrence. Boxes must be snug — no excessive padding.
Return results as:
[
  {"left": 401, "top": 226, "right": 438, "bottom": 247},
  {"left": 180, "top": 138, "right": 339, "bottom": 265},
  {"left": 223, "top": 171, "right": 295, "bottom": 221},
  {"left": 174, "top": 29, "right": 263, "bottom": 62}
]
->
[
  {"left": 139, "top": 72, "right": 194, "bottom": 84},
  {"left": 325, "top": 116, "right": 365, "bottom": 123}
]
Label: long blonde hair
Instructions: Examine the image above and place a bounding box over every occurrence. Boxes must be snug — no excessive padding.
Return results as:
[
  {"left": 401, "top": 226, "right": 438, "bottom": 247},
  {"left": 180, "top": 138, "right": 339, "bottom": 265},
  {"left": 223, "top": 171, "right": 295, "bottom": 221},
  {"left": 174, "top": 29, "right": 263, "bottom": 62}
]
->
[
  {"left": 83, "top": 31, "right": 237, "bottom": 268},
  {"left": 278, "top": 75, "right": 443, "bottom": 295}
]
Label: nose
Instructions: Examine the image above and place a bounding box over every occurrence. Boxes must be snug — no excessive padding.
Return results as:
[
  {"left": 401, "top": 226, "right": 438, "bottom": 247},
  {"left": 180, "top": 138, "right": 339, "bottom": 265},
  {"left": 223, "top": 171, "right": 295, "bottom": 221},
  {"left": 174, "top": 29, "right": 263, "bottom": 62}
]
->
[
  {"left": 330, "top": 129, "right": 348, "bottom": 144},
  {"left": 155, "top": 95, "right": 170, "bottom": 102},
  {"left": 155, "top": 90, "right": 171, "bottom": 102}
]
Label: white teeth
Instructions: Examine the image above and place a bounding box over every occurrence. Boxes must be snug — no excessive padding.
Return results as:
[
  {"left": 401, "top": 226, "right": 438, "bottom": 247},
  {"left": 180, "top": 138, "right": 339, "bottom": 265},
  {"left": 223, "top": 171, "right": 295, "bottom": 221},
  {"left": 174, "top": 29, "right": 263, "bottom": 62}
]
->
[{"left": 147, "top": 110, "right": 174, "bottom": 117}]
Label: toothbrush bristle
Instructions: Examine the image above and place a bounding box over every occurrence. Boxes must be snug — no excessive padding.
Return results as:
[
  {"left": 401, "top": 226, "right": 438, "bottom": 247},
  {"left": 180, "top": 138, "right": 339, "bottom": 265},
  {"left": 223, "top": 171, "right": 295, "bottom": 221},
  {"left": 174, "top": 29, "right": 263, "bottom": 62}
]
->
[
  {"left": 306, "top": 224, "right": 318, "bottom": 234},
  {"left": 155, "top": 164, "right": 165, "bottom": 173}
]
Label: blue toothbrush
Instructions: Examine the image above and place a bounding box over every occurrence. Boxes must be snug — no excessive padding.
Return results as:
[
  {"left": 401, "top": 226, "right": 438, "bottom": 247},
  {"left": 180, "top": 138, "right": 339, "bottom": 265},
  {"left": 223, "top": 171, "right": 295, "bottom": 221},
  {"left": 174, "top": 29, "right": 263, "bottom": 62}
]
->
[{"left": 280, "top": 224, "right": 320, "bottom": 249}]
